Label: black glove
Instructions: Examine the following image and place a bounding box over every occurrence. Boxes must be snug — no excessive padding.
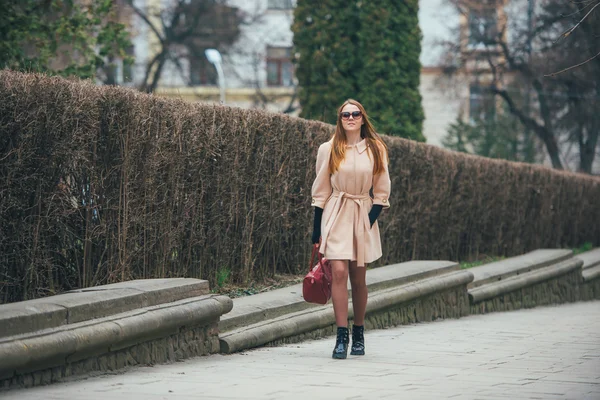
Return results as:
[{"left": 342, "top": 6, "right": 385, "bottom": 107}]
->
[
  {"left": 368, "top": 205, "right": 383, "bottom": 227},
  {"left": 312, "top": 207, "right": 323, "bottom": 244}
]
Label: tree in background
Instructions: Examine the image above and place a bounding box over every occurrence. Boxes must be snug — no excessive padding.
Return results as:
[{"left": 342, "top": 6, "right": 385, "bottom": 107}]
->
[
  {"left": 0, "top": 0, "right": 131, "bottom": 81},
  {"left": 293, "top": 0, "right": 425, "bottom": 140},
  {"left": 126, "top": 0, "right": 242, "bottom": 93},
  {"left": 292, "top": 1, "right": 360, "bottom": 123},
  {"left": 442, "top": 78, "right": 540, "bottom": 163},
  {"left": 357, "top": 1, "right": 424, "bottom": 140},
  {"left": 444, "top": 0, "right": 599, "bottom": 174},
  {"left": 443, "top": 111, "right": 541, "bottom": 164}
]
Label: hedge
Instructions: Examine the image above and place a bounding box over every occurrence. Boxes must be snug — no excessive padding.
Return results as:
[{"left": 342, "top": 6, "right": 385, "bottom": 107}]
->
[{"left": 1, "top": 70, "right": 599, "bottom": 303}]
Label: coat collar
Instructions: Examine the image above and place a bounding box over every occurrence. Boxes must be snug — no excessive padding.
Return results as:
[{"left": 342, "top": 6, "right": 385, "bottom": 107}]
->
[{"left": 347, "top": 139, "right": 368, "bottom": 154}]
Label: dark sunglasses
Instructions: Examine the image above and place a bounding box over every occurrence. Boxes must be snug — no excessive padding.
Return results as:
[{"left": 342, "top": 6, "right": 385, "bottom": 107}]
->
[{"left": 340, "top": 111, "right": 363, "bottom": 120}]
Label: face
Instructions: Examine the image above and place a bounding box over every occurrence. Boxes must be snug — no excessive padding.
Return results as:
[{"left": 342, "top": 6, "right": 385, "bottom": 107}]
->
[{"left": 340, "top": 104, "right": 364, "bottom": 132}]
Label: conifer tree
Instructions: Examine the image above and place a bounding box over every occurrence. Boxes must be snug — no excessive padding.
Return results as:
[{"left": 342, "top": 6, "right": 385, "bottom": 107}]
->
[
  {"left": 292, "top": 1, "right": 361, "bottom": 123},
  {"left": 293, "top": 0, "right": 425, "bottom": 140},
  {"left": 356, "top": 1, "right": 424, "bottom": 140}
]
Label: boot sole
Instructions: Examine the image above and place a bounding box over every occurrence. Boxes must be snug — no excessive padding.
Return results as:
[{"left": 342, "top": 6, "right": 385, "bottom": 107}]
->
[
  {"left": 332, "top": 352, "right": 347, "bottom": 359},
  {"left": 350, "top": 350, "right": 365, "bottom": 356}
]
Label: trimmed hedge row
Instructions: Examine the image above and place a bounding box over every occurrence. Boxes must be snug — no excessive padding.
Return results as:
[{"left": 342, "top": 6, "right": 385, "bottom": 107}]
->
[{"left": 1, "top": 70, "right": 599, "bottom": 303}]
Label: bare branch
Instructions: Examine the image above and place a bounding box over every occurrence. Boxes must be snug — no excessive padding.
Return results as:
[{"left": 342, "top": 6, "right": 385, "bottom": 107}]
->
[
  {"left": 557, "top": 1, "right": 600, "bottom": 41},
  {"left": 126, "top": 0, "right": 165, "bottom": 45},
  {"left": 545, "top": 50, "right": 600, "bottom": 76}
]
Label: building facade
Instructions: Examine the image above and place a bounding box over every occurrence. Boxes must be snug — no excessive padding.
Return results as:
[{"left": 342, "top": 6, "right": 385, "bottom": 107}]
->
[{"left": 120, "top": 0, "right": 555, "bottom": 154}]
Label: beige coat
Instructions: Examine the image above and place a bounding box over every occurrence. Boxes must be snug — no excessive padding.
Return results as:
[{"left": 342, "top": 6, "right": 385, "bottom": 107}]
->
[{"left": 311, "top": 139, "right": 391, "bottom": 266}]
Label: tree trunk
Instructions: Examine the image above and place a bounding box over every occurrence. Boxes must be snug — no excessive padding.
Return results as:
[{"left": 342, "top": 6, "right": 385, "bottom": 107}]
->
[
  {"left": 579, "top": 125, "right": 599, "bottom": 174},
  {"left": 146, "top": 54, "right": 167, "bottom": 93},
  {"left": 540, "top": 131, "right": 564, "bottom": 170}
]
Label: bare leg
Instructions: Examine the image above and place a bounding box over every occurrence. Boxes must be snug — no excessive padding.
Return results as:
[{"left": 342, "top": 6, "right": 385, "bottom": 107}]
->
[
  {"left": 349, "top": 261, "right": 368, "bottom": 326},
  {"left": 330, "top": 260, "right": 349, "bottom": 327}
]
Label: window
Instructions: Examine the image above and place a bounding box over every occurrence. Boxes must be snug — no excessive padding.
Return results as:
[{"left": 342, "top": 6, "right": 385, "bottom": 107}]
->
[
  {"left": 268, "top": 0, "right": 293, "bottom": 10},
  {"left": 266, "top": 46, "right": 294, "bottom": 86},
  {"left": 189, "top": 56, "right": 218, "bottom": 86},
  {"left": 468, "top": 8, "right": 497, "bottom": 46},
  {"left": 469, "top": 84, "right": 496, "bottom": 122}
]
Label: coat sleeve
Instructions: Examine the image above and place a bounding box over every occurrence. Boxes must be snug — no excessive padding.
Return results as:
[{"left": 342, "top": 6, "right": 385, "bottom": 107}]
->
[
  {"left": 311, "top": 142, "right": 332, "bottom": 208},
  {"left": 372, "top": 145, "right": 391, "bottom": 208}
]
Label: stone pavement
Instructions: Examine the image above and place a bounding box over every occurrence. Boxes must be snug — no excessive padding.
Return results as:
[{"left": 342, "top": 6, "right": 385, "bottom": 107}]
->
[{"left": 5, "top": 302, "right": 600, "bottom": 400}]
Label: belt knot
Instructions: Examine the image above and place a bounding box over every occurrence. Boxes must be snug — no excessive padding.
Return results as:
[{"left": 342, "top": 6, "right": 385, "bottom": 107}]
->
[{"left": 320, "top": 190, "right": 372, "bottom": 267}]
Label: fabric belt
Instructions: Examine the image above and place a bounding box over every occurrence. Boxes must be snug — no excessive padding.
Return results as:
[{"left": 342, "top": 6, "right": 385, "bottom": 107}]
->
[{"left": 321, "top": 191, "right": 371, "bottom": 267}]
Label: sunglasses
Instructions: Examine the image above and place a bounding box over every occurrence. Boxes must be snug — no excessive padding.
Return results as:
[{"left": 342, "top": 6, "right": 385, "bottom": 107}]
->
[{"left": 340, "top": 111, "right": 363, "bottom": 120}]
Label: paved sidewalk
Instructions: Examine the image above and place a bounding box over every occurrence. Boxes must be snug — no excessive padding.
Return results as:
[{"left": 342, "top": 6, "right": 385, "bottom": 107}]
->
[{"left": 5, "top": 302, "right": 600, "bottom": 400}]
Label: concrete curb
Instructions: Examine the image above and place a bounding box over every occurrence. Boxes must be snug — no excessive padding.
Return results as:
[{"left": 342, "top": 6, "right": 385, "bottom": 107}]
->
[
  {"left": 468, "top": 257, "right": 583, "bottom": 303},
  {"left": 583, "top": 265, "right": 600, "bottom": 282},
  {"left": 578, "top": 249, "right": 600, "bottom": 301},
  {"left": 468, "top": 249, "right": 573, "bottom": 289},
  {"left": 219, "top": 270, "right": 473, "bottom": 354},
  {"left": 2, "top": 248, "right": 597, "bottom": 387},
  {"left": 578, "top": 248, "right": 600, "bottom": 270},
  {"left": 219, "top": 260, "right": 458, "bottom": 333},
  {"left": 219, "top": 249, "right": 599, "bottom": 355},
  {"left": 0, "top": 278, "right": 209, "bottom": 338},
  {"left": 578, "top": 248, "right": 600, "bottom": 282},
  {"left": 0, "top": 295, "right": 231, "bottom": 379}
]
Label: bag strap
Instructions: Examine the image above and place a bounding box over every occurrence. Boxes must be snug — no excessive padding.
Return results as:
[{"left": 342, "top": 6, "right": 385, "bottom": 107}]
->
[{"left": 309, "top": 243, "right": 323, "bottom": 271}]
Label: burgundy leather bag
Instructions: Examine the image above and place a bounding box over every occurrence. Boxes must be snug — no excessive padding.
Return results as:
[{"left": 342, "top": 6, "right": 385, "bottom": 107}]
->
[{"left": 303, "top": 244, "right": 332, "bottom": 305}]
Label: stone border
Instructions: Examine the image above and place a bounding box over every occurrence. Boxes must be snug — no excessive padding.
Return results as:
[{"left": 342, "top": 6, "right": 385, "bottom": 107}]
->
[
  {"left": 0, "top": 279, "right": 231, "bottom": 390},
  {"left": 2, "top": 248, "right": 598, "bottom": 390},
  {"left": 583, "top": 266, "right": 600, "bottom": 282},
  {"left": 219, "top": 270, "right": 472, "bottom": 353},
  {"left": 219, "top": 260, "right": 458, "bottom": 333},
  {"left": 0, "top": 278, "right": 209, "bottom": 338},
  {"left": 468, "top": 249, "right": 573, "bottom": 289},
  {"left": 579, "top": 248, "right": 600, "bottom": 301},
  {"left": 468, "top": 257, "right": 583, "bottom": 304},
  {"left": 577, "top": 248, "right": 600, "bottom": 270},
  {"left": 220, "top": 249, "right": 599, "bottom": 355},
  {"left": 0, "top": 295, "right": 231, "bottom": 381},
  {"left": 2, "top": 322, "right": 221, "bottom": 390}
]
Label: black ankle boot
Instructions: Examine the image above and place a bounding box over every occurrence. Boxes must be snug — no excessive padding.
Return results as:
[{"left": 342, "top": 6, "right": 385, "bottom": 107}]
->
[
  {"left": 350, "top": 325, "right": 365, "bottom": 356},
  {"left": 332, "top": 327, "right": 349, "bottom": 359}
]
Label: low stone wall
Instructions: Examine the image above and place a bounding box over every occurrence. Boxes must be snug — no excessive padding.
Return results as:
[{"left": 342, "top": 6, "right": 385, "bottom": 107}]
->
[
  {"left": 0, "top": 279, "right": 232, "bottom": 390},
  {"left": 219, "top": 268, "right": 473, "bottom": 353},
  {"left": 1, "top": 322, "right": 219, "bottom": 389},
  {"left": 582, "top": 271, "right": 600, "bottom": 301},
  {"left": 469, "top": 260, "right": 582, "bottom": 314},
  {"left": 266, "top": 283, "right": 470, "bottom": 349},
  {"left": 3, "top": 248, "right": 599, "bottom": 390},
  {"left": 578, "top": 248, "right": 600, "bottom": 301},
  {"left": 221, "top": 249, "right": 600, "bottom": 355},
  {"left": 467, "top": 250, "right": 591, "bottom": 314},
  {"left": 218, "top": 260, "right": 459, "bottom": 333}
]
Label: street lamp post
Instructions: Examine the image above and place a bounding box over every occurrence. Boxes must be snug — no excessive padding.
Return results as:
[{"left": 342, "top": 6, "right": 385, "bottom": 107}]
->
[{"left": 205, "top": 48, "right": 225, "bottom": 104}]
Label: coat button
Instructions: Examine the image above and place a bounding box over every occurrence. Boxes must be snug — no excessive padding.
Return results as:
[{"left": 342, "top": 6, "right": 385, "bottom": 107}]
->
[
  {"left": 382, "top": 199, "right": 387, "bottom": 203},
  {"left": 311, "top": 199, "right": 316, "bottom": 204}
]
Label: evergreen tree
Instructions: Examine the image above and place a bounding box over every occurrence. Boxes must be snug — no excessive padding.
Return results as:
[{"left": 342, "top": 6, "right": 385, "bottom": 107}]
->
[
  {"left": 356, "top": 1, "right": 424, "bottom": 140},
  {"left": 0, "top": 0, "right": 131, "bottom": 81},
  {"left": 293, "top": 0, "right": 424, "bottom": 140},
  {"left": 442, "top": 111, "right": 540, "bottom": 163},
  {"left": 292, "top": 1, "right": 360, "bottom": 123}
]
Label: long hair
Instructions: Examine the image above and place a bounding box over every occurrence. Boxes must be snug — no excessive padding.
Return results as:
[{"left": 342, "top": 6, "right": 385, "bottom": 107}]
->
[{"left": 329, "top": 99, "right": 389, "bottom": 175}]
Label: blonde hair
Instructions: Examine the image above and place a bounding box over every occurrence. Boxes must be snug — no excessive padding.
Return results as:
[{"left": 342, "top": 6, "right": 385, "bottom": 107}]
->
[{"left": 329, "top": 99, "right": 389, "bottom": 175}]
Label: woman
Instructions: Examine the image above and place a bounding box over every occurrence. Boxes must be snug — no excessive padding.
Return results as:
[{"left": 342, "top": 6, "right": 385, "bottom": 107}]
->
[{"left": 311, "top": 99, "right": 391, "bottom": 359}]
